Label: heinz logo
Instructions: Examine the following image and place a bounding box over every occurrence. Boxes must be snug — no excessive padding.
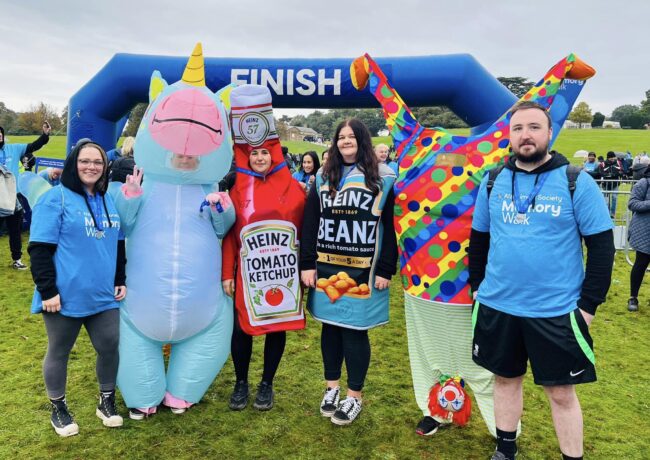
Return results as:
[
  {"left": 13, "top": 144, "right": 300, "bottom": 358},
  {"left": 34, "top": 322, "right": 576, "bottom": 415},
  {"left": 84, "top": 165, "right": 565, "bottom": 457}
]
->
[{"left": 231, "top": 68, "right": 342, "bottom": 96}]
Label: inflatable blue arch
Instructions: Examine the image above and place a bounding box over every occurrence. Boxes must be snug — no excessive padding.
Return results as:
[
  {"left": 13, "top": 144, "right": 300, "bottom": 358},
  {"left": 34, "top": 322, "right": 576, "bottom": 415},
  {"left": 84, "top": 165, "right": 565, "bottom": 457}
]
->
[{"left": 67, "top": 53, "right": 520, "bottom": 153}]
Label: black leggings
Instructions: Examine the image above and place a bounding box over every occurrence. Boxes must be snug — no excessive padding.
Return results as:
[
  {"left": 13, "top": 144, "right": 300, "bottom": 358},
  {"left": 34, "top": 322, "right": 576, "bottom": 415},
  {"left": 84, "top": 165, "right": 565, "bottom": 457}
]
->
[
  {"left": 231, "top": 314, "right": 286, "bottom": 384},
  {"left": 321, "top": 323, "right": 370, "bottom": 392},
  {"left": 0, "top": 210, "right": 23, "bottom": 260},
  {"left": 630, "top": 251, "right": 650, "bottom": 298},
  {"left": 42, "top": 308, "right": 119, "bottom": 399}
]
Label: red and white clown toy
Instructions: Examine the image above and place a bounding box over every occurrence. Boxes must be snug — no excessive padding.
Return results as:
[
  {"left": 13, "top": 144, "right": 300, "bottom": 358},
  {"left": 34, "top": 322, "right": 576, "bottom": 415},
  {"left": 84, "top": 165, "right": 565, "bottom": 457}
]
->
[{"left": 222, "top": 84, "right": 306, "bottom": 335}]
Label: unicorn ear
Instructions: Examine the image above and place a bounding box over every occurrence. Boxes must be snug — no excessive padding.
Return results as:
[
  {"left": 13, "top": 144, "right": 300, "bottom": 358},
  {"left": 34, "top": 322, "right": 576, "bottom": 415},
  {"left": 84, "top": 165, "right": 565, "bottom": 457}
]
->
[
  {"left": 182, "top": 43, "right": 206, "bottom": 87},
  {"left": 216, "top": 83, "right": 237, "bottom": 112},
  {"left": 149, "top": 70, "right": 168, "bottom": 102}
]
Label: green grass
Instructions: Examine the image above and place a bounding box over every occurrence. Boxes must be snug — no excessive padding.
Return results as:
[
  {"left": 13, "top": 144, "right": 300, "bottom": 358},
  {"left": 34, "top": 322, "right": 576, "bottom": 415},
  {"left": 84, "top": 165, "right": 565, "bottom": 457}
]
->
[
  {"left": 8, "top": 136, "right": 325, "bottom": 161},
  {"left": 11, "top": 129, "right": 648, "bottom": 166},
  {"left": 373, "top": 129, "right": 649, "bottom": 166},
  {"left": 0, "top": 230, "right": 648, "bottom": 459}
]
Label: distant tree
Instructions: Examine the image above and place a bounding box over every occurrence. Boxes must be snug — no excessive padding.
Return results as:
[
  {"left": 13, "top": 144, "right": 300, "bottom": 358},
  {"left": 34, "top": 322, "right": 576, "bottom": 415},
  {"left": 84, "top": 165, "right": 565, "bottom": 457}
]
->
[
  {"left": 411, "top": 106, "right": 467, "bottom": 129},
  {"left": 610, "top": 104, "right": 640, "bottom": 122},
  {"left": 497, "top": 77, "right": 535, "bottom": 98},
  {"left": 568, "top": 102, "right": 592, "bottom": 124},
  {"left": 290, "top": 114, "right": 307, "bottom": 127},
  {"left": 638, "top": 90, "right": 650, "bottom": 125},
  {"left": 0, "top": 102, "right": 18, "bottom": 133},
  {"left": 620, "top": 112, "right": 646, "bottom": 129},
  {"left": 639, "top": 89, "right": 650, "bottom": 113},
  {"left": 591, "top": 111, "right": 605, "bottom": 128},
  {"left": 123, "top": 103, "right": 147, "bottom": 137},
  {"left": 60, "top": 105, "right": 69, "bottom": 132},
  {"left": 16, "top": 102, "right": 62, "bottom": 134},
  {"left": 276, "top": 117, "right": 289, "bottom": 140}
]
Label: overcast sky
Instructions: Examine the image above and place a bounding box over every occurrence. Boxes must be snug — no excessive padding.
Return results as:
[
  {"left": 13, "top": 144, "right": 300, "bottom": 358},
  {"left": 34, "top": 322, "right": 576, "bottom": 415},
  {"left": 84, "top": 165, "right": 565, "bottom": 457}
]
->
[{"left": 1, "top": 0, "right": 648, "bottom": 121}]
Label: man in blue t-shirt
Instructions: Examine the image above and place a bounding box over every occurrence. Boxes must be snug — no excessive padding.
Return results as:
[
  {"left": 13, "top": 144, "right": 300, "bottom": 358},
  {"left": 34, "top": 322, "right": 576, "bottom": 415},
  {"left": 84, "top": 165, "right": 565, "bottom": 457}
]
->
[
  {"left": 468, "top": 102, "right": 615, "bottom": 460},
  {"left": 0, "top": 122, "right": 50, "bottom": 269}
]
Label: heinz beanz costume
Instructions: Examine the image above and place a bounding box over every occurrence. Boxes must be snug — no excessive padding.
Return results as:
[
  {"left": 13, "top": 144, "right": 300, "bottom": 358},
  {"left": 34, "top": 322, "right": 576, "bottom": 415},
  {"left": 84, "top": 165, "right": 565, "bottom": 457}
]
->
[
  {"left": 114, "top": 44, "right": 236, "bottom": 411},
  {"left": 307, "top": 154, "right": 397, "bottom": 329},
  {"left": 222, "top": 84, "right": 306, "bottom": 335},
  {"left": 350, "top": 53, "right": 595, "bottom": 434}
]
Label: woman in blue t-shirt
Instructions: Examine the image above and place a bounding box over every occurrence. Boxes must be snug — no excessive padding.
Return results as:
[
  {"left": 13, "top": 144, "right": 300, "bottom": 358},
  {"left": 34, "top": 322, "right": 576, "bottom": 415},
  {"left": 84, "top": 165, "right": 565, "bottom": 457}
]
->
[
  {"left": 28, "top": 140, "right": 126, "bottom": 437},
  {"left": 291, "top": 151, "right": 320, "bottom": 193}
]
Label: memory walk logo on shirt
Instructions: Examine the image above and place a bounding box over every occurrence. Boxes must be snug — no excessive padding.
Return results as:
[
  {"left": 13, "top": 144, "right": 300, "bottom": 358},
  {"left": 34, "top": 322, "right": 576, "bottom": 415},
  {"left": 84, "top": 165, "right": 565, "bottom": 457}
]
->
[
  {"left": 83, "top": 212, "right": 120, "bottom": 238},
  {"left": 499, "top": 193, "right": 563, "bottom": 225}
]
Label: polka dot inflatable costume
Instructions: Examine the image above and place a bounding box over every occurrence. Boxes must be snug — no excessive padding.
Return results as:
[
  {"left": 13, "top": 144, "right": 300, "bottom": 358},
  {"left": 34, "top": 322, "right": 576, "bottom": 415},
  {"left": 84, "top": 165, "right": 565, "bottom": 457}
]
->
[{"left": 351, "top": 53, "right": 595, "bottom": 435}]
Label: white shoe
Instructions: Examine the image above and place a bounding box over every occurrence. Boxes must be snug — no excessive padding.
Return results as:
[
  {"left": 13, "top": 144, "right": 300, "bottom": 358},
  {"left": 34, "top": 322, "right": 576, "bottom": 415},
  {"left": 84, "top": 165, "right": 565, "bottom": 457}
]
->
[
  {"left": 331, "top": 397, "right": 362, "bottom": 426},
  {"left": 320, "top": 386, "right": 340, "bottom": 417}
]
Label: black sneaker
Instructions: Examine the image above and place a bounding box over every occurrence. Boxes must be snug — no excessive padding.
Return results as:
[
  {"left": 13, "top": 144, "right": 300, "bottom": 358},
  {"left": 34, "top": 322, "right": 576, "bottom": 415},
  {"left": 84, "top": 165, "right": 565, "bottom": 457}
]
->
[
  {"left": 331, "top": 397, "right": 362, "bottom": 426},
  {"left": 12, "top": 259, "right": 27, "bottom": 270},
  {"left": 253, "top": 381, "right": 274, "bottom": 411},
  {"left": 628, "top": 297, "right": 639, "bottom": 312},
  {"left": 50, "top": 397, "right": 79, "bottom": 437},
  {"left": 96, "top": 391, "right": 123, "bottom": 427},
  {"left": 415, "top": 415, "right": 440, "bottom": 436},
  {"left": 129, "top": 408, "right": 147, "bottom": 420},
  {"left": 229, "top": 381, "right": 249, "bottom": 411},
  {"left": 319, "top": 386, "right": 340, "bottom": 417},
  {"left": 491, "top": 451, "right": 517, "bottom": 460}
]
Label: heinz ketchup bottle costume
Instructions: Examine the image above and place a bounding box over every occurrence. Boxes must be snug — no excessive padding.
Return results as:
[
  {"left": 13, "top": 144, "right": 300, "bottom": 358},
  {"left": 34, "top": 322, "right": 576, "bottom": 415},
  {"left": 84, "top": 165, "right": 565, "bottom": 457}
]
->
[{"left": 221, "top": 84, "right": 306, "bottom": 410}]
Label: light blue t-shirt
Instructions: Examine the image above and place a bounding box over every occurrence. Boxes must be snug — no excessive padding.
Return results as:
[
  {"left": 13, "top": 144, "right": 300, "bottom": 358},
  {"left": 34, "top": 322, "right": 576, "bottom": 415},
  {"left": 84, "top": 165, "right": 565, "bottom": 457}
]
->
[
  {"left": 472, "top": 165, "right": 612, "bottom": 318},
  {"left": 29, "top": 185, "right": 122, "bottom": 317},
  {"left": 0, "top": 143, "right": 28, "bottom": 178}
]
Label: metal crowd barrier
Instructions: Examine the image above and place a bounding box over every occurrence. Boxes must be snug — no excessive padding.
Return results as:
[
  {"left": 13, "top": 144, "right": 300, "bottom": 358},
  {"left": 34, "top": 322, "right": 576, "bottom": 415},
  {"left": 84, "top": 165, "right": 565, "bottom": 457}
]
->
[{"left": 595, "top": 179, "right": 638, "bottom": 266}]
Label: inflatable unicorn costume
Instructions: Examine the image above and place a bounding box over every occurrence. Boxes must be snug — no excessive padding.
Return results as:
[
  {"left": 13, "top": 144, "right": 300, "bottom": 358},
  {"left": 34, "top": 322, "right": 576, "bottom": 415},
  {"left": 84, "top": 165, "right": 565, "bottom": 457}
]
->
[{"left": 114, "top": 44, "right": 235, "bottom": 414}]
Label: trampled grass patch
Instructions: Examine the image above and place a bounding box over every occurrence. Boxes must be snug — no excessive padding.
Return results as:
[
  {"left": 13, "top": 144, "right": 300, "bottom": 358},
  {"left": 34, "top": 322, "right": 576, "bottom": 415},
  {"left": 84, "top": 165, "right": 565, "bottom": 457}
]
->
[{"left": 1, "top": 229, "right": 648, "bottom": 459}]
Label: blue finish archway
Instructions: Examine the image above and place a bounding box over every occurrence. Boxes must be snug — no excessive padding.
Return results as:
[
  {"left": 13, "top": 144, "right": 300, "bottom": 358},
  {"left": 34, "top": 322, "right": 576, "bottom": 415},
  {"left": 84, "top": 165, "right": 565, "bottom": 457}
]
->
[{"left": 67, "top": 53, "right": 518, "bottom": 153}]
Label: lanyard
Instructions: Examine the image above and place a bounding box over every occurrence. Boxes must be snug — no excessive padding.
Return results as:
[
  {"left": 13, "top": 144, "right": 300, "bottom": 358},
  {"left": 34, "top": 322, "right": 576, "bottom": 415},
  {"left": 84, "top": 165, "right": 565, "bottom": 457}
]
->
[
  {"left": 236, "top": 162, "right": 285, "bottom": 179},
  {"left": 337, "top": 164, "right": 356, "bottom": 191},
  {"left": 513, "top": 172, "right": 549, "bottom": 216},
  {"left": 85, "top": 192, "right": 105, "bottom": 237}
]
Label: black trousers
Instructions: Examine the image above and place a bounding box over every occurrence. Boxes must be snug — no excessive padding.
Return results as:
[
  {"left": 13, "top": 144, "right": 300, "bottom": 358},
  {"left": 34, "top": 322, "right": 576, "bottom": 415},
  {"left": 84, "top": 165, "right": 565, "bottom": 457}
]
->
[
  {"left": 321, "top": 323, "right": 370, "bottom": 392},
  {"left": 630, "top": 251, "right": 650, "bottom": 298},
  {"left": 231, "top": 314, "right": 286, "bottom": 384},
  {"left": 0, "top": 209, "right": 23, "bottom": 261}
]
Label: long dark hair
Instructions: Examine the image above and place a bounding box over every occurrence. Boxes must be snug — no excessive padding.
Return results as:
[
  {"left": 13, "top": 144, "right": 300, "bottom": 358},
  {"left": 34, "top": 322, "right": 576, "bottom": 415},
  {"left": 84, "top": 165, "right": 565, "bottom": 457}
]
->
[
  {"left": 61, "top": 140, "right": 109, "bottom": 195},
  {"left": 323, "top": 118, "right": 380, "bottom": 197},
  {"left": 300, "top": 151, "right": 320, "bottom": 174}
]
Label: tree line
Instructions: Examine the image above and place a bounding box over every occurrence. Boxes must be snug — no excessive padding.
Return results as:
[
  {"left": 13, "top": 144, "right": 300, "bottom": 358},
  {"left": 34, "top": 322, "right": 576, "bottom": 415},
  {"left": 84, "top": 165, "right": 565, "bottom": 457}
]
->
[{"left": 3, "top": 79, "right": 649, "bottom": 136}]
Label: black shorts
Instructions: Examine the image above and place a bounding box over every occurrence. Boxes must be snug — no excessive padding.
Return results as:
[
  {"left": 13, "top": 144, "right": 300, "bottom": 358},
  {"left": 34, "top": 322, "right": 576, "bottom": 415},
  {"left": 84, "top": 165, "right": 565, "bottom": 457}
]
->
[{"left": 471, "top": 302, "right": 596, "bottom": 386}]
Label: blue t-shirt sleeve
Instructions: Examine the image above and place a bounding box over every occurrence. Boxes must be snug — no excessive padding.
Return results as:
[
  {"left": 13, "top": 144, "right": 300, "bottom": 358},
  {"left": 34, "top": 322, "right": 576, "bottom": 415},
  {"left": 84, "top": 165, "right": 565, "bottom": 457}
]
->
[
  {"left": 471, "top": 174, "right": 491, "bottom": 232},
  {"left": 573, "top": 171, "right": 614, "bottom": 236},
  {"left": 29, "top": 188, "right": 63, "bottom": 244}
]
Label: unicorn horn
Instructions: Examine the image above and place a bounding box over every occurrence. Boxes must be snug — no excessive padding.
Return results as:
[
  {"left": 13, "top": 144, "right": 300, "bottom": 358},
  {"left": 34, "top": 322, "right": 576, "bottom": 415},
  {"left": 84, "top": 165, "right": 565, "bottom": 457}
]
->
[{"left": 182, "top": 42, "right": 206, "bottom": 87}]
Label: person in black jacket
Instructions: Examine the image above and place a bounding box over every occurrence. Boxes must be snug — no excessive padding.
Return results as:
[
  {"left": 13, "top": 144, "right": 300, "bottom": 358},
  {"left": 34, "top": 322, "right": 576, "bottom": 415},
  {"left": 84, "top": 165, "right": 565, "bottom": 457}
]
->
[
  {"left": 28, "top": 140, "right": 126, "bottom": 437},
  {"left": 598, "top": 151, "right": 623, "bottom": 218},
  {"left": 300, "top": 119, "right": 397, "bottom": 426},
  {"left": 468, "top": 102, "right": 615, "bottom": 460},
  {"left": 0, "top": 122, "right": 50, "bottom": 269}
]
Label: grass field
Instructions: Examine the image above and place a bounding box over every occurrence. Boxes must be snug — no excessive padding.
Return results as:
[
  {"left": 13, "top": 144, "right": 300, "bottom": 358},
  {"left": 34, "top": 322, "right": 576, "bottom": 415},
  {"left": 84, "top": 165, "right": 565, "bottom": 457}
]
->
[
  {"left": 9, "top": 128, "right": 649, "bottom": 165},
  {"left": 2, "top": 129, "right": 649, "bottom": 459},
  {"left": 1, "top": 244, "right": 649, "bottom": 458}
]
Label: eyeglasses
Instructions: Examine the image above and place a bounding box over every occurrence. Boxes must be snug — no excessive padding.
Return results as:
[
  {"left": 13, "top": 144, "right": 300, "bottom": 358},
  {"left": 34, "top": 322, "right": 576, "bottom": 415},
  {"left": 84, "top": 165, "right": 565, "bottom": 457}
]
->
[{"left": 78, "top": 159, "right": 104, "bottom": 167}]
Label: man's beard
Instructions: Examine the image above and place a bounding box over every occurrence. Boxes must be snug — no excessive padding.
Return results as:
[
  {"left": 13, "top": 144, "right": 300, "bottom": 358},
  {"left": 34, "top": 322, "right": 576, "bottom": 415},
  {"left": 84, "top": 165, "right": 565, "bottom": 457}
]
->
[{"left": 513, "top": 144, "right": 548, "bottom": 164}]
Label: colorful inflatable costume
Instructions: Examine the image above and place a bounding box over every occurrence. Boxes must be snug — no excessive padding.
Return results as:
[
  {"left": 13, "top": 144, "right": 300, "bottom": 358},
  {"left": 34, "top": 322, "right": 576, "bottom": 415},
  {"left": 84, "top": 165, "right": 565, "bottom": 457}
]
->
[
  {"left": 222, "top": 84, "right": 306, "bottom": 335},
  {"left": 114, "top": 44, "right": 235, "bottom": 411},
  {"left": 351, "top": 53, "right": 594, "bottom": 434}
]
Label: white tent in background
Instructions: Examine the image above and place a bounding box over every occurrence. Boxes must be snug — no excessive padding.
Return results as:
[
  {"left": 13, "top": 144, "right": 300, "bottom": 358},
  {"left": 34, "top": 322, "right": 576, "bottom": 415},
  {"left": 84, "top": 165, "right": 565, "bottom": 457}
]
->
[{"left": 574, "top": 150, "right": 589, "bottom": 158}]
